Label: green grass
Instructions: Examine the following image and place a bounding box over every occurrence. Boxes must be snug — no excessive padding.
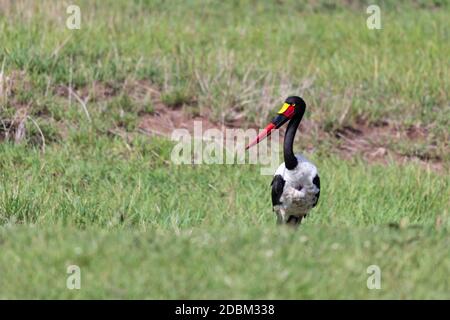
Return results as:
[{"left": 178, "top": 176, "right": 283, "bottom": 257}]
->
[
  {"left": 0, "top": 139, "right": 448, "bottom": 228},
  {"left": 0, "top": 0, "right": 449, "bottom": 299},
  {"left": 1, "top": 225, "right": 449, "bottom": 299}
]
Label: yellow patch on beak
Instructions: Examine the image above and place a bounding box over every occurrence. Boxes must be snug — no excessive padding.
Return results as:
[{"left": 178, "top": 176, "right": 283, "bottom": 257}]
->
[{"left": 277, "top": 103, "right": 292, "bottom": 114}]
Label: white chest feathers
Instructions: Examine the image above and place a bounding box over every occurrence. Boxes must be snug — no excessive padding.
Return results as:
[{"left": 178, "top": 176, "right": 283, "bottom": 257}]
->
[{"left": 274, "top": 155, "right": 320, "bottom": 217}]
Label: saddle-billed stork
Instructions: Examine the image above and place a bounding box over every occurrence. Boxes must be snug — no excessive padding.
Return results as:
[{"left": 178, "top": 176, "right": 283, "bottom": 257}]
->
[{"left": 246, "top": 96, "right": 320, "bottom": 226}]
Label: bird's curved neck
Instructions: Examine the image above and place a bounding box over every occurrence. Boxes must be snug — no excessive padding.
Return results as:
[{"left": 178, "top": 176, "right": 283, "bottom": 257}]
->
[{"left": 284, "top": 114, "right": 302, "bottom": 170}]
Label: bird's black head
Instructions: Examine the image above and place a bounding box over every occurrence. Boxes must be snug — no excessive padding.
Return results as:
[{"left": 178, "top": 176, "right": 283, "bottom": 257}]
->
[
  {"left": 284, "top": 96, "right": 306, "bottom": 118},
  {"left": 245, "top": 96, "right": 307, "bottom": 149},
  {"left": 270, "top": 95, "right": 306, "bottom": 129}
]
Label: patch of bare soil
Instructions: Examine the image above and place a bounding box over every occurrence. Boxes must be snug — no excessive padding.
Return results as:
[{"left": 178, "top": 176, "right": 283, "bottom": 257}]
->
[
  {"left": 331, "top": 119, "right": 444, "bottom": 171},
  {"left": 136, "top": 82, "right": 231, "bottom": 137}
]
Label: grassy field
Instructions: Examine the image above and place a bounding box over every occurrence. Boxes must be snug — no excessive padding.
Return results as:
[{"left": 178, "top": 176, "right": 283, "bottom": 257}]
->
[{"left": 0, "top": 0, "right": 449, "bottom": 299}]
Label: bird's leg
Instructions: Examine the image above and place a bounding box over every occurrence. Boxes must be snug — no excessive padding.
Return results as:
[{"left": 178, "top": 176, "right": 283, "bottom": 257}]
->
[
  {"left": 275, "top": 207, "right": 303, "bottom": 228},
  {"left": 286, "top": 215, "right": 303, "bottom": 227},
  {"left": 275, "top": 207, "right": 286, "bottom": 225},
  {"left": 275, "top": 211, "right": 283, "bottom": 225}
]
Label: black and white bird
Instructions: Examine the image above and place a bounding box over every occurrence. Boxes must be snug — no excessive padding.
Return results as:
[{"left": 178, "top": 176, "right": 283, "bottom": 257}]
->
[{"left": 246, "top": 96, "right": 320, "bottom": 227}]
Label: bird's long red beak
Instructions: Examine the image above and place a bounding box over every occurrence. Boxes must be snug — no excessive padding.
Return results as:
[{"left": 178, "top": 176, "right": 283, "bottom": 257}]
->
[
  {"left": 245, "top": 123, "right": 276, "bottom": 150},
  {"left": 245, "top": 103, "right": 295, "bottom": 150}
]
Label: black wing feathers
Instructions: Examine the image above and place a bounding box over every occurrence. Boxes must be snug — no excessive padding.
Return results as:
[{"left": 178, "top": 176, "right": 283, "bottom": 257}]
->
[
  {"left": 271, "top": 174, "right": 285, "bottom": 206},
  {"left": 312, "top": 174, "right": 320, "bottom": 207}
]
